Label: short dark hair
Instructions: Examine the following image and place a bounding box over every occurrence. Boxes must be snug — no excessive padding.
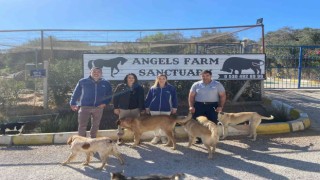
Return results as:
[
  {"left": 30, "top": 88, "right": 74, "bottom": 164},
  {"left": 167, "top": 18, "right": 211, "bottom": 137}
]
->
[
  {"left": 124, "top": 73, "right": 138, "bottom": 84},
  {"left": 91, "top": 67, "right": 102, "bottom": 71},
  {"left": 201, "top": 70, "right": 212, "bottom": 76}
]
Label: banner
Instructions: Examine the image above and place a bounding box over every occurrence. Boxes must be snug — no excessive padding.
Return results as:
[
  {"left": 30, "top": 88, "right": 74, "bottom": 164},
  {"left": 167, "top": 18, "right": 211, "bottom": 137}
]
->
[{"left": 83, "top": 54, "right": 265, "bottom": 80}]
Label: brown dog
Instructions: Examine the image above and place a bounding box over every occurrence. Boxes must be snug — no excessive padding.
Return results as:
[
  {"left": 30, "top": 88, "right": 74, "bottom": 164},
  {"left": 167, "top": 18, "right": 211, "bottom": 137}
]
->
[
  {"left": 178, "top": 116, "right": 219, "bottom": 159},
  {"left": 117, "top": 113, "right": 192, "bottom": 150},
  {"left": 217, "top": 112, "right": 274, "bottom": 141},
  {"left": 62, "top": 135, "right": 124, "bottom": 170}
]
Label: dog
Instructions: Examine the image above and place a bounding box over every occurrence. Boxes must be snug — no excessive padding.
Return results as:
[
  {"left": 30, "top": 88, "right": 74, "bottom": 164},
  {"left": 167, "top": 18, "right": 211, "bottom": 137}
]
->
[
  {"left": 62, "top": 135, "right": 124, "bottom": 170},
  {"left": 178, "top": 116, "right": 219, "bottom": 159},
  {"left": 117, "top": 113, "right": 192, "bottom": 150},
  {"left": 217, "top": 112, "right": 274, "bottom": 141},
  {"left": 0, "top": 122, "right": 26, "bottom": 135},
  {"left": 110, "top": 172, "right": 183, "bottom": 180}
]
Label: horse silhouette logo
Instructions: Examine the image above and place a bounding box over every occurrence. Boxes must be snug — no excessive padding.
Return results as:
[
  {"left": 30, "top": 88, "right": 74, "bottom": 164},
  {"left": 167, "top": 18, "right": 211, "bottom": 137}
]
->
[
  {"left": 88, "top": 57, "right": 128, "bottom": 77},
  {"left": 221, "top": 57, "right": 264, "bottom": 75}
]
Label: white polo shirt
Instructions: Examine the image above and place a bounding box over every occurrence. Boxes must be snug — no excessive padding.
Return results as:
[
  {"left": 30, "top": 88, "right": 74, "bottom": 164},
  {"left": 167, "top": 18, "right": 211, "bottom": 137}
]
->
[{"left": 190, "top": 80, "right": 225, "bottom": 102}]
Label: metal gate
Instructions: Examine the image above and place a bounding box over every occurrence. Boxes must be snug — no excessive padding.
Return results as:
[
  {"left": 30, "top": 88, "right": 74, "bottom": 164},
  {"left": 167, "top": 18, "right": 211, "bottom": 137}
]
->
[{"left": 264, "top": 45, "right": 320, "bottom": 89}]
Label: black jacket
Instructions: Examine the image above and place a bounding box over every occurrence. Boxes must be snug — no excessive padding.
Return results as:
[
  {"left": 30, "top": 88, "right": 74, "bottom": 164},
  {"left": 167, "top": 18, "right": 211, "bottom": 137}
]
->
[{"left": 113, "top": 83, "right": 145, "bottom": 110}]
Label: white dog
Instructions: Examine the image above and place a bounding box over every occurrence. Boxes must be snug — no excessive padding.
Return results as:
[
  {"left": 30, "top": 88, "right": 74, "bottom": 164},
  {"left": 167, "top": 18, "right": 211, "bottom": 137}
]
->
[{"left": 62, "top": 135, "right": 124, "bottom": 170}]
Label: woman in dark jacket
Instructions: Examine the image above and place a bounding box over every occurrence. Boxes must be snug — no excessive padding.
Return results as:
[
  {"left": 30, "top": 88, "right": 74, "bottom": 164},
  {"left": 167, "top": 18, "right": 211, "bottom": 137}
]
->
[
  {"left": 113, "top": 73, "right": 145, "bottom": 144},
  {"left": 145, "top": 74, "right": 178, "bottom": 144}
]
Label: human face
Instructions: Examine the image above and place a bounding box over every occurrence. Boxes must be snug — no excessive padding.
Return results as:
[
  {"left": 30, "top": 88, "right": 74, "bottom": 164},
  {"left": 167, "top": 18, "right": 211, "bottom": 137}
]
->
[
  {"left": 127, "top": 75, "right": 135, "bottom": 86},
  {"left": 201, "top": 72, "right": 212, "bottom": 84},
  {"left": 90, "top": 68, "right": 102, "bottom": 81},
  {"left": 157, "top": 75, "right": 167, "bottom": 87}
]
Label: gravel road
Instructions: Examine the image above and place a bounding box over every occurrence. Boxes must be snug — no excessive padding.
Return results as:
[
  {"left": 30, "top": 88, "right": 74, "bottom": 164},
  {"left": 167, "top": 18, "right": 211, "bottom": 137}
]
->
[{"left": 1, "top": 130, "right": 319, "bottom": 180}]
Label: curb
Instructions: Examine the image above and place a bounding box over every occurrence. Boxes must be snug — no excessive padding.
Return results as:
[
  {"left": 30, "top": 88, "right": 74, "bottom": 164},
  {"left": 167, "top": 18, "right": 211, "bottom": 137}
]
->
[{"left": 0, "top": 100, "right": 311, "bottom": 146}]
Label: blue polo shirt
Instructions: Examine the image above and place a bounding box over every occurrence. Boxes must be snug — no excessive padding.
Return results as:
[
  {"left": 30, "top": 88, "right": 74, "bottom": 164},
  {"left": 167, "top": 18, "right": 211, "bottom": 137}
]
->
[{"left": 190, "top": 80, "right": 225, "bottom": 102}]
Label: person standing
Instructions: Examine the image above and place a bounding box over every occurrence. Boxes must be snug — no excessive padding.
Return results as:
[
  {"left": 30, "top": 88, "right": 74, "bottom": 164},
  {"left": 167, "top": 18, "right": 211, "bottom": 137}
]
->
[
  {"left": 189, "top": 69, "right": 226, "bottom": 123},
  {"left": 70, "top": 67, "right": 112, "bottom": 138},
  {"left": 113, "top": 73, "right": 145, "bottom": 144},
  {"left": 145, "top": 74, "right": 178, "bottom": 144}
]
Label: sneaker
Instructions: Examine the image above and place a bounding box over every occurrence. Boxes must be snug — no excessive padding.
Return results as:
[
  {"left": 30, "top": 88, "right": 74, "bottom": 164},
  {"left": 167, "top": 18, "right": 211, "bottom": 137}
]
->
[
  {"left": 195, "top": 137, "right": 202, "bottom": 144},
  {"left": 151, "top": 136, "right": 161, "bottom": 144},
  {"left": 117, "top": 138, "right": 124, "bottom": 145},
  {"left": 160, "top": 136, "right": 168, "bottom": 144}
]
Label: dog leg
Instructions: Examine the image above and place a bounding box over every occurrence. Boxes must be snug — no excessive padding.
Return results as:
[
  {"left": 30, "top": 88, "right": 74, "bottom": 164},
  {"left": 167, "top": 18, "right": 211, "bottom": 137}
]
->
[
  {"left": 82, "top": 152, "right": 91, "bottom": 165},
  {"left": 164, "top": 130, "right": 176, "bottom": 150},
  {"left": 132, "top": 133, "right": 141, "bottom": 147},
  {"left": 62, "top": 152, "right": 77, "bottom": 165},
  {"left": 204, "top": 144, "right": 213, "bottom": 159},
  {"left": 222, "top": 125, "right": 228, "bottom": 139},
  {"left": 187, "top": 136, "right": 195, "bottom": 148},
  {"left": 248, "top": 121, "right": 259, "bottom": 141},
  {"left": 113, "top": 151, "right": 124, "bottom": 165},
  {"left": 97, "top": 153, "right": 109, "bottom": 170}
]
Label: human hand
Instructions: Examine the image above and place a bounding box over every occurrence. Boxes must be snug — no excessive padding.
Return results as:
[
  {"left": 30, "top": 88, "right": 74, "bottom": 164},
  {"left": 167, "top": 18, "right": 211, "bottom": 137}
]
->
[
  {"left": 114, "top": 109, "right": 120, "bottom": 115},
  {"left": 215, "top": 107, "right": 223, "bottom": 112},
  {"left": 145, "top": 108, "right": 150, "bottom": 114},
  {"left": 70, "top": 105, "right": 79, "bottom": 111},
  {"left": 171, "top": 109, "right": 177, "bottom": 114},
  {"left": 189, "top": 106, "right": 195, "bottom": 113},
  {"left": 98, "top": 104, "right": 106, "bottom": 109}
]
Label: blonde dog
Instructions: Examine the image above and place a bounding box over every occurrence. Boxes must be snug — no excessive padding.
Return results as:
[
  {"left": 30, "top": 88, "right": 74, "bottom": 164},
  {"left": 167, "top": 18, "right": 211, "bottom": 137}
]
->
[
  {"left": 117, "top": 113, "right": 192, "bottom": 150},
  {"left": 178, "top": 115, "right": 219, "bottom": 159},
  {"left": 62, "top": 135, "right": 124, "bottom": 170},
  {"left": 217, "top": 112, "right": 274, "bottom": 141}
]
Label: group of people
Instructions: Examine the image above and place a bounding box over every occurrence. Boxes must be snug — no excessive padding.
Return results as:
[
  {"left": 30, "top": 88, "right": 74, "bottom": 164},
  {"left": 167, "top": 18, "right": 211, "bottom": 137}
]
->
[{"left": 69, "top": 67, "right": 226, "bottom": 145}]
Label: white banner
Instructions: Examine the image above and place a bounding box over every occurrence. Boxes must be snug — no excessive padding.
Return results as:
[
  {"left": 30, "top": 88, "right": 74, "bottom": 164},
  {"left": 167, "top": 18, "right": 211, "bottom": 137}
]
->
[{"left": 83, "top": 54, "right": 266, "bottom": 80}]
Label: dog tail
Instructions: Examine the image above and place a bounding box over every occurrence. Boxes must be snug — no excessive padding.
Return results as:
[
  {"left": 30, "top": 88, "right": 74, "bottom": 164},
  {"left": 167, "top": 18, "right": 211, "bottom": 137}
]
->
[
  {"left": 175, "top": 113, "right": 192, "bottom": 124},
  {"left": 261, "top": 115, "right": 274, "bottom": 120}
]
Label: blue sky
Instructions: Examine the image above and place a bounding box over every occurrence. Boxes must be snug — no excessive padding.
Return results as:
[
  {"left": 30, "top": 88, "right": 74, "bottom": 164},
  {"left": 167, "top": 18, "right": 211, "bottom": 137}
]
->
[{"left": 0, "top": 0, "right": 319, "bottom": 33}]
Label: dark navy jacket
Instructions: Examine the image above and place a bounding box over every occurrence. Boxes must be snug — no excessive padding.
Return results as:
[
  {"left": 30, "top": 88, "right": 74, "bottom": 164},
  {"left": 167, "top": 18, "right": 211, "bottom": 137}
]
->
[
  {"left": 113, "top": 83, "right": 145, "bottom": 110},
  {"left": 145, "top": 84, "right": 178, "bottom": 112},
  {"left": 70, "top": 76, "right": 112, "bottom": 107}
]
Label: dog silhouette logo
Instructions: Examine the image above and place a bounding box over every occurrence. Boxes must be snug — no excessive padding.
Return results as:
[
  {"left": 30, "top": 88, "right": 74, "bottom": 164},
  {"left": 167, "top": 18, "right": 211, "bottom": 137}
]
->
[
  {"left": 88, "top": 57, "right": 128, "bottom": 77},
  {"left": 221, "top": 57, "right": 264, "bottom": 75}
]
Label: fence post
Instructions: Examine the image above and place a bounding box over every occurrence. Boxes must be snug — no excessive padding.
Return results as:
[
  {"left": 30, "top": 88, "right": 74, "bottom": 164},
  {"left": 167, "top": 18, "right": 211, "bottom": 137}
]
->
[
  {"left": 298, "top": 46, "right": 303, "bottom": 88},
  {"left": 43, "top": 60, "right": 49, "bottom": 109}
]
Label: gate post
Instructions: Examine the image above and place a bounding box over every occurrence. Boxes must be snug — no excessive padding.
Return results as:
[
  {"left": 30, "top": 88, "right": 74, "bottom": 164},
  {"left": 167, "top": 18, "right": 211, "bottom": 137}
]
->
[{"left": 298, "top": 46, "right": 303, "bottom": 89}]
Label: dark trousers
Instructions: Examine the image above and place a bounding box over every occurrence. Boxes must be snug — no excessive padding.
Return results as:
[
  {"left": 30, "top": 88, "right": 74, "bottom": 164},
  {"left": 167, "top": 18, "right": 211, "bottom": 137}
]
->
[{"left": 193, "top": 102, "right": 219, "bottom": 124}]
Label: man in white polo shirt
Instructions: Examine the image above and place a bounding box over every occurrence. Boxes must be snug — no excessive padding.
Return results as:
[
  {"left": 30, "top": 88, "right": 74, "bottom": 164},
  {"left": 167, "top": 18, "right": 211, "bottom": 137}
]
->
[{"left": 188, "top": 70, "right": 226, "bottom": 124}]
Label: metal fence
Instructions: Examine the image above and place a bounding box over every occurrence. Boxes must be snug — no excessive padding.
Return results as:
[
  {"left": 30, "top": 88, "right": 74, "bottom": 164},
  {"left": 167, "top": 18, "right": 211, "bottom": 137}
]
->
[{"left": 264, "top": 45, "right": 320, "bottom": 89}]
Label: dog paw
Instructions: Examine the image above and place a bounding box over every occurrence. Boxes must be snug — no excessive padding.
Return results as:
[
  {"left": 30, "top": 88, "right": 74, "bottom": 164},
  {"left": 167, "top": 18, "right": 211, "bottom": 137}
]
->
[{"left": 130, "top": 144, "right": 138, "bottom": 148}]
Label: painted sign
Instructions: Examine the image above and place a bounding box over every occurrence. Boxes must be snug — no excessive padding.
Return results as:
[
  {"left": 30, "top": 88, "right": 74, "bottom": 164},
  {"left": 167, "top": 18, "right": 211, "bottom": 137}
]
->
[
  {"left": 30, "top": 69, "right": 46, "bottom": 78},
  {"left": 83, "top": 54, "right": 265, "bottom": 80}
]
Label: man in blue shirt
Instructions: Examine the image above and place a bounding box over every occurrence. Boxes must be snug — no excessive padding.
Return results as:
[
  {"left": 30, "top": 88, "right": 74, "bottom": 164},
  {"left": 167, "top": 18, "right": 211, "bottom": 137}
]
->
[{"left": 70, "top": 67, "right": 112, "bottom": 138}]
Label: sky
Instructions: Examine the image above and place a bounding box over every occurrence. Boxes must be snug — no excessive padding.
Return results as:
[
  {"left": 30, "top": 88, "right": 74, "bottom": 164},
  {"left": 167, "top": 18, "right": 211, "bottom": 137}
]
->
[{"left": 0, "top": 0, "right": 319, "bottom": 34}]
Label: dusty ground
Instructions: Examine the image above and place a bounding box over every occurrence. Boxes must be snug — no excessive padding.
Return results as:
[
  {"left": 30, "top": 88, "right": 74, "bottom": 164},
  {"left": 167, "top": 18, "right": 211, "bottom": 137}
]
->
[{"left": 1, "top": 129, "right": 319, "bottom": 180}]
